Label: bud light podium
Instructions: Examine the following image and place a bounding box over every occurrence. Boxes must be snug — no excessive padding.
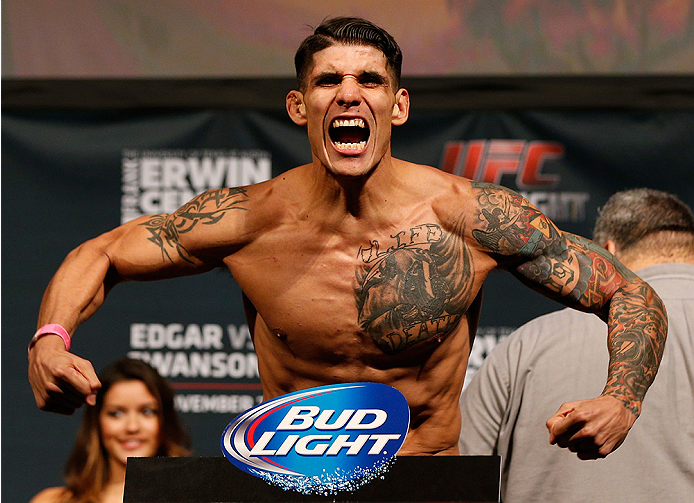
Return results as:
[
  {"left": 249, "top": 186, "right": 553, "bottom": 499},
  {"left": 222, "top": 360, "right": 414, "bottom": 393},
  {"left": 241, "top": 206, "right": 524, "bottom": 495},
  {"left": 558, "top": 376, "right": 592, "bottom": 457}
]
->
[{"left": 123, "top": 455, "right": 500, "bottom": 502}]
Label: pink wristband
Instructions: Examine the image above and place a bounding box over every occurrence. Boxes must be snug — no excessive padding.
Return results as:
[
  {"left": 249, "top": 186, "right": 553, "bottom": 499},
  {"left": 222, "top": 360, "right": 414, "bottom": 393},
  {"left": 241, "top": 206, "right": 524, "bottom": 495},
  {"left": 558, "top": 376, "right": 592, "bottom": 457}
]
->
[{"left": 29, "top": 324, "right": 71, "bottom": 353}]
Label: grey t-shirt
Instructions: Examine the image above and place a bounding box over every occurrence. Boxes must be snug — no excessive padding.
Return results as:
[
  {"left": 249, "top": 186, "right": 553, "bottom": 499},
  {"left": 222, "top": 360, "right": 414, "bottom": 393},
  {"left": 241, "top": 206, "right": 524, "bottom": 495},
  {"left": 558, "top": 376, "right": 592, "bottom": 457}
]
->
[{"left": 459, "top": 263, "right": 694, "bottom": 503}]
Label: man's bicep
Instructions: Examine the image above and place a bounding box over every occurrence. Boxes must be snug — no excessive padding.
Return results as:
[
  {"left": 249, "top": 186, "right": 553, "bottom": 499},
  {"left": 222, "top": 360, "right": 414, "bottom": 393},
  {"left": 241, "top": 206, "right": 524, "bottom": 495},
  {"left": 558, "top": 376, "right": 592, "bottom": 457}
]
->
[
  {"left": 103, "top": 216, "right": 206, "bottom": 280},
  {"left": 512, "top": 231, "right": 635, "bottom": 317},
  {"left": 468, "top": 183, "right": 631, "bottom": 314},
  {"left": 108, "top": 187, "right": 249, "bottom": 279}
]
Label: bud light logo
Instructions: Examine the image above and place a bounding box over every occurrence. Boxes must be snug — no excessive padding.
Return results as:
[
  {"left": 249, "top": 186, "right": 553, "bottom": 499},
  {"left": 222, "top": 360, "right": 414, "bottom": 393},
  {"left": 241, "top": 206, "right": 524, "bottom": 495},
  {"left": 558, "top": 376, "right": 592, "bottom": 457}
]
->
[{"left": 221, "top": 382, "right": 410, "bottom": 495}]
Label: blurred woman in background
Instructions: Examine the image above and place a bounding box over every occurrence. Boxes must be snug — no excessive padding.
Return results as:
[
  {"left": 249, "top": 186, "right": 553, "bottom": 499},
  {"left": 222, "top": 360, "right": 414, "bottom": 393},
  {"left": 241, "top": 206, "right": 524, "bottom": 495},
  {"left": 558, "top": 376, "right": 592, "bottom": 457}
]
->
[{"left": 31, "top": 357, "right": 190, "bottom": 503}]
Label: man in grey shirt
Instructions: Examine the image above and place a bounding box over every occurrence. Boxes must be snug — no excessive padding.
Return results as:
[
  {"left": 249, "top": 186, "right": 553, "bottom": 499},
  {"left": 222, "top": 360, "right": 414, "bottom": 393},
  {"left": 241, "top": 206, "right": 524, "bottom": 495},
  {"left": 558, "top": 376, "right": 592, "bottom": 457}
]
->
[{"left": 459, "top": 188, "right": 694, "bottom": 502}]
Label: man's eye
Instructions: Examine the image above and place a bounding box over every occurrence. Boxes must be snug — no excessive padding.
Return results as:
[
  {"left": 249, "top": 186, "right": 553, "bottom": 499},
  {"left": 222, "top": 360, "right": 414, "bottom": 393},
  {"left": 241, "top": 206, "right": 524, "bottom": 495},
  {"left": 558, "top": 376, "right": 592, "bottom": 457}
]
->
[
  {"left": 316, "top": 76, "right": 340, "bottom": 86},
  {"left": 360, "top": 78, "right": 381, "bottom": 87},
  {"left": 359, "top": 74, "right": 387, "bottom": 87}
]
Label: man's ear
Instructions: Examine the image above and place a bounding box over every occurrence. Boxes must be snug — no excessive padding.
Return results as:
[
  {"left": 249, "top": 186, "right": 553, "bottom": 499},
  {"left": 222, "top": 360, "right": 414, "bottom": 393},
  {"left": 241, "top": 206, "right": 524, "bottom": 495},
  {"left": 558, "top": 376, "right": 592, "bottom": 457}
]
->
[
  {"left": 604, "top": 240, "right": 618, "bottom": 256},
  {"left": 286, "top": 90, "right": 307, "bottom": 126},
  {"left": 391, "top": 88, "right": 410, "bottom": 126}
]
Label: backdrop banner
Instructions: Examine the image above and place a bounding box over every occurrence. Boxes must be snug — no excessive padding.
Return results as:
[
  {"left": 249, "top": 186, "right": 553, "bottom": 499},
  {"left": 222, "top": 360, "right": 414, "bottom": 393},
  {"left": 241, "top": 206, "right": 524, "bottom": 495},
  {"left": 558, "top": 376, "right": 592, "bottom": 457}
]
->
[{"left": 4, "top": 108, "right": 694, "bottom": 502}]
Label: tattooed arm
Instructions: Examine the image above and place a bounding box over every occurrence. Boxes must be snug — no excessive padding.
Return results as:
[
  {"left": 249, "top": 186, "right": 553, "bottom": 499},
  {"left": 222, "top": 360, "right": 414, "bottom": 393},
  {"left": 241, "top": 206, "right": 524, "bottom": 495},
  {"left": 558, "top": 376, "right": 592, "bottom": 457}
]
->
[
  {"left": 470, "top": 182, "right": 667, "bottom": 459},
  {"left": 29, "top": 188, "right": 248, "bottom": 414}
]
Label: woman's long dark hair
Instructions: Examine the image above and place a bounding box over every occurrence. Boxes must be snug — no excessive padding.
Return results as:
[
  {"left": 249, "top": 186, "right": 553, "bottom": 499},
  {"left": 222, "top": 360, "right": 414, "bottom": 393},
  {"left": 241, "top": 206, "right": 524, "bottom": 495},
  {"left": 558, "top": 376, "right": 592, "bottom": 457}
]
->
[{"left": 60, "top": 357, "right": 190, "bottom": 503}]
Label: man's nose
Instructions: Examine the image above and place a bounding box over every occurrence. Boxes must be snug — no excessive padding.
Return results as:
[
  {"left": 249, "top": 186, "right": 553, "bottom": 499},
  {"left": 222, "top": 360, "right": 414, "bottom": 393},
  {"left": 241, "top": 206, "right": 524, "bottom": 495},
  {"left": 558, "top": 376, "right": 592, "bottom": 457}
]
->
[{"left": 336, "top": 76, "right": 361, "bottom": 108}]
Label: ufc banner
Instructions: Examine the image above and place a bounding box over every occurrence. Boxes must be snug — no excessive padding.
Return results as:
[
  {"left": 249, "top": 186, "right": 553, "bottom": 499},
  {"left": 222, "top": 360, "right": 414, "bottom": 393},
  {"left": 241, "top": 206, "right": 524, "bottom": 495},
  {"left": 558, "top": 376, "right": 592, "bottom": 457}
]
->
[{"left": 4, "top": 109, "right": 694, "bottom": 501}]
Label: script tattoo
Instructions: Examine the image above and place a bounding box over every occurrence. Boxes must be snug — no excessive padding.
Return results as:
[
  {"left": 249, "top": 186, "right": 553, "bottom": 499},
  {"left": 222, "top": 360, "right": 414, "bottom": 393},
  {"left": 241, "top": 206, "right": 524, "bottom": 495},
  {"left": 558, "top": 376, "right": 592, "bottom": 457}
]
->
[
  {"left": 140, "top": 188, "right": 247, "bottom": 264},
  {"left": 355, "top": 218, "right": 474, "bottom": 354},
  {"left": 471, "top": 182, "right": 667, "bottom": 414}
]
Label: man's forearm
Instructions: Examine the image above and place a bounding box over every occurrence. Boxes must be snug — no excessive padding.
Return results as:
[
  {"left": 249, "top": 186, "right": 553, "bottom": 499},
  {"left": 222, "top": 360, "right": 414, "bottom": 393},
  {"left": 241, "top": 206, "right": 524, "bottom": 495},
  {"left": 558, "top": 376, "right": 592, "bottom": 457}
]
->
[
  {"left": 37, "top": 240, "right": 116, "bottom": 332},
  {"left": 601, "top": 279, "right": 667, "bottom": 415}
]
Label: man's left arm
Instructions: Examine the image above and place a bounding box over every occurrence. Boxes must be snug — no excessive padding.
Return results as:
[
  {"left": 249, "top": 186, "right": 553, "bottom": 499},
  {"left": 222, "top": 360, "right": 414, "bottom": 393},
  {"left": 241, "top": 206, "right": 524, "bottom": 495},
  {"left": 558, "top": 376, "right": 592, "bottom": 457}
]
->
[
  {"left": 470, "top": 182, "right": 667, "bottom": 459},
  {"left": 536, "top": 233, "right": 666, "bottom": 459}
]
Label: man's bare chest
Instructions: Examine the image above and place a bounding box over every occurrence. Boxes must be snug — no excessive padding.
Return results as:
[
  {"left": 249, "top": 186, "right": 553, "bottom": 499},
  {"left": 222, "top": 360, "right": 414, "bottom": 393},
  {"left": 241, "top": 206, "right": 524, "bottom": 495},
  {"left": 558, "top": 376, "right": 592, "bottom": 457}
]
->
[{"left": 227, "top": 219, "right": 478, "bottom": 354}]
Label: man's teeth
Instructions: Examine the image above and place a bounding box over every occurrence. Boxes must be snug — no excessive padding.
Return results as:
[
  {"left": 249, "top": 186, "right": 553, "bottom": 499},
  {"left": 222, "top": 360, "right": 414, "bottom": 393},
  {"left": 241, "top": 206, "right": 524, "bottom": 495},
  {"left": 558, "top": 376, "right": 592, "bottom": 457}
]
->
[
  {"left": 331, "top": 118, "right": 367, "bottom": 149},
  {"left": 332, "top": 118, "right": 366, "bottom": 128},
  {"left": 334, "top": 141, "right": 367, "bottom": 150}
]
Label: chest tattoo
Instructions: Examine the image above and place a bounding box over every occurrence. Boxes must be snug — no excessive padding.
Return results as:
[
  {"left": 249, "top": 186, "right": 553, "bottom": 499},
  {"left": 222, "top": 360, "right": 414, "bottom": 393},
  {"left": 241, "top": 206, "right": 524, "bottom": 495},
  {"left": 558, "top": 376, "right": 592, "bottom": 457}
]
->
[{"left": 355, "top": 220, "right": 474, "bottom": 354}]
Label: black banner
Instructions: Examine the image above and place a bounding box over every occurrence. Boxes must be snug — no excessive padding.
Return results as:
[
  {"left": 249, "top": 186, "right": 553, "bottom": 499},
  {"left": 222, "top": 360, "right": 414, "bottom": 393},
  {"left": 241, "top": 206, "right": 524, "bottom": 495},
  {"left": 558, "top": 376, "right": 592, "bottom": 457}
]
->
[{"left": 4, "top": 108, "right": 693, "bottom": 502}]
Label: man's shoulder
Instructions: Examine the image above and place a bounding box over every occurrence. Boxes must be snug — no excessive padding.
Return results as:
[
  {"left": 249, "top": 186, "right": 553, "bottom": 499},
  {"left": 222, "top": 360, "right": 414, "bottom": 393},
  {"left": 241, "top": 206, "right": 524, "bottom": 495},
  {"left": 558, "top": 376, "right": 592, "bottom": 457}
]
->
[
  {"left": 394, "top": 159, "right": 469, "bottom": 185},
  {"left": 480, "top": 308, "right": 606, "bottom": 373},
  {"left": 176, "top": 170, "right": 306, "bottom": 245},
  {"left": 637, "top": 262, "right": 694, "bottom": 287},
  {"left": 393, "top": 161, "right": 478, "bottom": 208},
  {"left": 506, "top": 308, "right": 606, "bottom": 348},
  {"left": 519, "top": 307, "right": 602, "bottom": 332},
  {"left": 413, "top": 176, "right": 525, "bottom": 214},
  {"left": 241, "top": 165, "right": 308, "bottom": 205}
]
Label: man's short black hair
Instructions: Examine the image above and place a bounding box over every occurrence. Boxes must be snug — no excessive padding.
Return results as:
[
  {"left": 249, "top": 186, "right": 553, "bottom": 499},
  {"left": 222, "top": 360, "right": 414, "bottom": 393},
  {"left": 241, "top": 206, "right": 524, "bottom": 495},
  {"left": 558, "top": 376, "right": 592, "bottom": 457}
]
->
[{"left": 294, "top": 17, "right": 402, "bottom": 92}]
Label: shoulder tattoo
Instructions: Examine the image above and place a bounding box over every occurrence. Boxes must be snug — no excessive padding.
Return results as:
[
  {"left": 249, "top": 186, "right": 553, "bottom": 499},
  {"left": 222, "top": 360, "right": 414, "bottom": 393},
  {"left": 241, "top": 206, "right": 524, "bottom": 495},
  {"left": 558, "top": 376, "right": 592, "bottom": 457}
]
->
[
  {"left": 140, "top": 187, "right": 248, "bottom": 263},
  {"left": 470, "top": 182, "right": 558, "bottom": 257}
]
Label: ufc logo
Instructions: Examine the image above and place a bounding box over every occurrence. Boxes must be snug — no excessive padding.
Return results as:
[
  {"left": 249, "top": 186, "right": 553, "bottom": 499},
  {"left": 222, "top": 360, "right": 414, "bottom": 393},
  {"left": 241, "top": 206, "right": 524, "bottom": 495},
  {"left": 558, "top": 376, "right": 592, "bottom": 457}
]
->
[{"left": 440, "top": 140, "right": 563, "bottom": 189}]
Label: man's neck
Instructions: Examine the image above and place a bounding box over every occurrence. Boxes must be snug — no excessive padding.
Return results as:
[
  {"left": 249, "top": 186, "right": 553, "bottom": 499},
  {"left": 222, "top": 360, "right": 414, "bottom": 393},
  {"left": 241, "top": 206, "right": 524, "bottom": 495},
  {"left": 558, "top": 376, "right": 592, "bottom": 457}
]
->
[{"left": 308, "top": 156, "right": 404, "bottom": 220}]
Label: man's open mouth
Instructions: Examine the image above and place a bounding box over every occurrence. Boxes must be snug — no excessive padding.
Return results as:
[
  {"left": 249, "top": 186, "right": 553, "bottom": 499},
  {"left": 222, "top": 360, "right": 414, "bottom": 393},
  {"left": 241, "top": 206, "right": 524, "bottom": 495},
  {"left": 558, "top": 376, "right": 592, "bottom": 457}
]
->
[{"left": 329, "top": 118, "right": 370, "bottom": 151}]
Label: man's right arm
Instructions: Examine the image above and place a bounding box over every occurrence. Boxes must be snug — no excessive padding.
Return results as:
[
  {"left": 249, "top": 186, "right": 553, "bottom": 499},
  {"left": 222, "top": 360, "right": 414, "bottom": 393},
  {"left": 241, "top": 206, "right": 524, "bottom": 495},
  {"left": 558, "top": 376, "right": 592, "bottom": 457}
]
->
[{"left": 28, "top": 187, "right": 248, "bottom": 414}]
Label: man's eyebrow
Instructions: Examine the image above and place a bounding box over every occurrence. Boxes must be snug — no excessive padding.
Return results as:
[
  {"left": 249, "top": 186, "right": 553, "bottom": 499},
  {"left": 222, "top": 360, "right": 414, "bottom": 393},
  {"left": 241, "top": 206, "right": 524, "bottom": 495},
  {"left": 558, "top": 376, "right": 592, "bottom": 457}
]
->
[{"left": 312, "top": 71, "right": 339, "bottom": 81}]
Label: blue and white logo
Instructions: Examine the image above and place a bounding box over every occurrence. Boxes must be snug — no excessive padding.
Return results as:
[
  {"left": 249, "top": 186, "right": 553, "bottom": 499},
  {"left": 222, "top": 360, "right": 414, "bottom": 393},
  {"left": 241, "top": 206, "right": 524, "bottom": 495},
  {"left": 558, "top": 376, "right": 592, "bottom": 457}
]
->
[{"left": 220, "top": 382, "right": 410, "bottom": 495}]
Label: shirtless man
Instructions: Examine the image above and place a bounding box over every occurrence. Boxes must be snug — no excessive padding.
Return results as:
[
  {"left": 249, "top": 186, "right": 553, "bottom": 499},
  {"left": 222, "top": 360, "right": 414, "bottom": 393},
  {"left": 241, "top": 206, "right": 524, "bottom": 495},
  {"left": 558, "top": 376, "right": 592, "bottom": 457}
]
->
[{"left": 28, "top": 17, "right": 666, "bottom": 458}]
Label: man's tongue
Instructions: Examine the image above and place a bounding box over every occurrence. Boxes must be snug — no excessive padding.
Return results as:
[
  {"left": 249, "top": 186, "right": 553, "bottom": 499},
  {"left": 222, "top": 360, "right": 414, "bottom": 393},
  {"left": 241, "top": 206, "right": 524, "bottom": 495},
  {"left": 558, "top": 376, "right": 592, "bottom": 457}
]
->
[{"left": 336, "top": 129, "right": 365, "bottom": 143}]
